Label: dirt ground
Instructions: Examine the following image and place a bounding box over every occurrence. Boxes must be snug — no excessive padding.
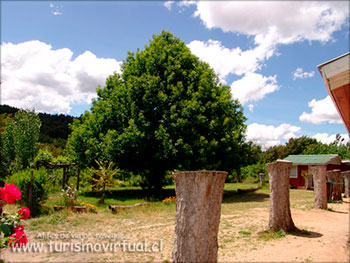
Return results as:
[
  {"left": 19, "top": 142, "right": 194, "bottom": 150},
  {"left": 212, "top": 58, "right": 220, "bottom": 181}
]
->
[
  {"left": 219, "top": 201, "right": 350, "bottom": 262},
  {"left": 2, "top": 195, "right": 349, "bottom": 262}
]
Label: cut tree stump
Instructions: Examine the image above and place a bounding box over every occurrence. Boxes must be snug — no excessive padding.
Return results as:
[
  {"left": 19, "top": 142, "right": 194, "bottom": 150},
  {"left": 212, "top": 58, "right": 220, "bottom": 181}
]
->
[
  {"left": 108, "top": 203, "right": 148, "bottom": 213},
  {"left": 259, "top": 173, "right": 265, "bottom": 187},
  {"left": 266, "top": 160, "right": 296, "bottom": 233},
  {"left": 172, "top": 171, "right": 227, "bottom": 263},
  {"left": 342, "top": 171, "right": 350, "bottom": 197},
  {"left": 312, "top": 165, "right": 327, "bottom": 209},
  {"left": 305, "top": 173, "right": 313, "bottom": 190},
  {"left": 327, "top": 169, "right": 343, "bottom": 202}
]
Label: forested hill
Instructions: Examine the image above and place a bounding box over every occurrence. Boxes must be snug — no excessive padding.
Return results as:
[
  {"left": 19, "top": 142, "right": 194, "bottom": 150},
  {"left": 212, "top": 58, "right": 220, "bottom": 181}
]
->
[{"left": 0, "top": 104, "right": 77, "bottom": 142}]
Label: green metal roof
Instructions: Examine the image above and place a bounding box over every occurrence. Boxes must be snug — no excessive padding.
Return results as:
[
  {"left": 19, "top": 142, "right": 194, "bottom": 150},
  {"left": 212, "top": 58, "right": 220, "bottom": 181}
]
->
[{"left": 283, "top": 154, "right": 341, "bottom": 165}]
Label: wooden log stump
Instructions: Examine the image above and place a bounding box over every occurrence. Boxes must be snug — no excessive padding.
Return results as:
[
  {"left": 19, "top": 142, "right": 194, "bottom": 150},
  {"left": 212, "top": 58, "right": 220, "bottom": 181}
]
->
[
  {"left": 312, "top": 165, "right": 327, "bottom": 209},
  {"left": 266, "top": 160, "right": 296, "bottom": 232},
  {"left": 304, "top": 173, "right": 313, "bottom": 190},
  {"left": 327, "top": 170, "right": 343, "bottom": 201},
  {"left": 342, "top": 171, "right": 350, "bottom": 197},
  {"left": 259, "top": 173, "right": 265, "bottom": 187},
  {"left": 172, "top": 171, "right": 227, "bottom": 263},
  {"left": 109, "top": 203, "right": 148, "bottom": 213}
]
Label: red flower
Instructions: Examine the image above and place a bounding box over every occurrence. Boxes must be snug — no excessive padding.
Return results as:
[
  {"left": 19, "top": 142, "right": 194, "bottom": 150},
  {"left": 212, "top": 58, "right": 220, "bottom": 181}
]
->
[
  {"left": 9, "top": 231, "right": 28, "bottom": 247},
  {"left": 14, "top": 225, "right": 24, "bottom": 232},
  {"left": 0, "top": 183, "right": 21, "bottom": 204},
  {"left": 18, "top": 207, "right": 30, "bottom": 220}
]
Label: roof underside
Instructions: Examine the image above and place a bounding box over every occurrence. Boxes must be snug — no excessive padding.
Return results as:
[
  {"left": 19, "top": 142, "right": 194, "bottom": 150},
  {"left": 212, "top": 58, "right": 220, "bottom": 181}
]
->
[
  {"left": 283, "top": 154, "right": 341, "bottom": 165},
  {"left": 318, "top": 53, "right": 350, "bottom": 135}
]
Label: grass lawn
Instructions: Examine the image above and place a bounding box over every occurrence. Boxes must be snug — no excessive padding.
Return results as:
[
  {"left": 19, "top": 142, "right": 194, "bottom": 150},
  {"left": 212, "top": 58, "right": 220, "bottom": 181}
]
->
[{"left": 3, "top": 182, "right": 321, "bottom": 262}]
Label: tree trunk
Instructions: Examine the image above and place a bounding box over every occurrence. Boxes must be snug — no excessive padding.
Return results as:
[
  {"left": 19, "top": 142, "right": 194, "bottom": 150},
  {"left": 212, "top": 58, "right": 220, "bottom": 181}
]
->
[
  {"left": 312, "top": 165, "right": 327, "bottom": 209},
  {"left": 342, "top": 171, "right": 350, "bottom": 197},
  {"left": 27, "top": 170, "right": 34, "bottom": 212},
  {"left": 259, "top": 173, "right": 265, "bottom": 187},
  {"left": 327, "top": 170, "right": 342, "bottom": 201},
  {"left": 266, "top": 160, "right": 296, "bottom": 232},
  {"left": 304, "top": 173, "right": 313, "bottom": 190},
  {"left": 172, "top": 171, "right": 227, "bottom": 263}
]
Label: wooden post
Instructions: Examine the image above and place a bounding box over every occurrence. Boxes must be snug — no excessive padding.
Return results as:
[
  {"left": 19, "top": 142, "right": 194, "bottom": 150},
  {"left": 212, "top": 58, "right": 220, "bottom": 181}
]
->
[
  {"left": 62, "top": 167, "right": 67, "bottom": 189},
  {"left": 172, "top": 171, "right": 227, "bottom": 263},
  {"left": 266, "top": 160, "right": 296, "bottom": 232},
  {"left": 259, "top": 173, "right": 265, "bottom": 187},
  {"left": 76, "top": 167, "right": 81, "bottom": 191},
  {"left": 312, "top": 165, "right": 327, "bottom": 209},
  {"left": 327, "top": 169, "right": 342, "bottom": 201},
  {"left": 342, "top": 171, "right": 350, "bottom": 197}
]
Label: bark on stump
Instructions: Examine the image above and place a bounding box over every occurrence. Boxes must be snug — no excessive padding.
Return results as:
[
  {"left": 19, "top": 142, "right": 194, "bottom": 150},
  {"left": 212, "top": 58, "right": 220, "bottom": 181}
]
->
[
  {"left": 172, "top": 171, "right": 227, "bottom": 263},
  {"left": 259, "top": 173, "right": 265, "bottom": 187},
  {"left": 342, "top": 171, "right": 350, "bottom": 197},
  {"left": 327, "top": 170, "right": 343, "bottom": 201},
  {"left": 266, "top": 160, "right": 296, "bottom": 232},
  {"left": 312, "top": 165, "right": 327, "bottom": 209},
  {"left": 304, "top": 173, "right": 313, "bottom": 190}
]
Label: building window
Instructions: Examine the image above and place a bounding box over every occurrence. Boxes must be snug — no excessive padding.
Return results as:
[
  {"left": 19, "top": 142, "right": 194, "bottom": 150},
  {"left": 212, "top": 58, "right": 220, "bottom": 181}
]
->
[{"left": 290, "top": 166, "right": 298, "bottom": 178}]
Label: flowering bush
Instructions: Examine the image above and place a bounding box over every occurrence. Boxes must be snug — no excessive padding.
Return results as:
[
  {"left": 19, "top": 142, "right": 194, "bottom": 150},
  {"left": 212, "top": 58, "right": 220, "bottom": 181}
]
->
[
  {"left": 0, "top": 183, "right": 30, "bottom": 252},
  {"left": 0, "top": 184, "right": 21, "bottom": 205},
  {"left": 60, "top": 184, "right": 81, "bottom": 207},
  {"left": 162, "top": 196, "right": 176, "bottom": 204},
  {"left": 78, "top": 201, "right": 97, "bottom": 213}
]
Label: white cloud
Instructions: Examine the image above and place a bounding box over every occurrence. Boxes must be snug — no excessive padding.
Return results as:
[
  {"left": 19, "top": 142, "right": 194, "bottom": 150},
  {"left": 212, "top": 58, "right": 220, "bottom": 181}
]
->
[
  {"left": 164, "top": 1, "right": 174, "bottom": 11},
  {"left": 187, "top": 39, "right": 276, "bottom": 79},
  {"left": 247, "top": 123, "right": 301, "bottom": 150},
  {"left": 299, "top": 96, "right": 342, "bottom": 124},
  {"left": 312, "top": 133, "right": 349, "bottom": 145},
  {"left": 192, "top": 2, "right": 349, "bottom": 45},
  {"left": 50, "top": 3, "right": 63, "bottom": 16},
  {"left": 1, "top": 41, "right": 121, "bottom": 114},
  {"left": 248, "top": 104, "right": 254, "bottom": 112},
  {"left": 230, "top": 73, "right": 279, "bottom": 105},
  {"left": 293, "top": 68, "right": 315, "bottom": 80}
]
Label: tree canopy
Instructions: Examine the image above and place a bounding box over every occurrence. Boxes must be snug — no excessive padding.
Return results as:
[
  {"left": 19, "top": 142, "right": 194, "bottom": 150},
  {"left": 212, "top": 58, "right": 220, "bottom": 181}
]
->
[
  {"left": 67, "top": 31, "right": 248, "bottom": 190},
  {"left": 0, "top": 110, "right": 41, "bottom": 178}
]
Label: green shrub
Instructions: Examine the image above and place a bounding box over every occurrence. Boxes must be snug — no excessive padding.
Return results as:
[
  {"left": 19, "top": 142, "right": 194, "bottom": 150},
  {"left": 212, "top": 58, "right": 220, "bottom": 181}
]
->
[
  {"left": 163, "top": 171, "right": 174, "bottom": 186},
  {"left": 32, "top": 149, "right": 54, "bottom": 168},
  {"left": 240, "top": 163, "right": 268, "bottom": 182},
  {"left": 7, "top": 168, "right": 51, "bottom": 215}
]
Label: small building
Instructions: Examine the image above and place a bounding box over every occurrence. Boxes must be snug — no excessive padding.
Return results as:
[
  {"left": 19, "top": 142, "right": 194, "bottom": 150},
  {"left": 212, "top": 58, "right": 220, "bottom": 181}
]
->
[{"left": 283, "top": 154, "right": 346, "bottom": 188}]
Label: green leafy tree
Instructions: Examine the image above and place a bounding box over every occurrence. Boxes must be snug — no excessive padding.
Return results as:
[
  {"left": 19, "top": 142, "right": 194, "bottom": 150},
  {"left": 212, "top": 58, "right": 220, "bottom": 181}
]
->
[
  {"left": 32, "top": 149, "right": 54, "bottom": 169},
  {"left": 303, "top": 134, "right": 350, "bottom": 159},
  {"left": 67, "top": 31, "right": 247, "bottom": 190},
  {"left": 1, "top": 110, "right": 41, "bottom": 176},
  {"left": 284, "top": 136, "right": 318, "bottom": 156},
  {"left": 89, "top": 160, "right": 119, "bottom": 204}
]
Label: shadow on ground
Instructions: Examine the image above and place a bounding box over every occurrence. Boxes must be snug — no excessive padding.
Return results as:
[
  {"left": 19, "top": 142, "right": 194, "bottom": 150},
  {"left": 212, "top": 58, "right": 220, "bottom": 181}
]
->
[
  {"left": 81, "top": 187, "right": 270, "bottom": 204},
  {"left": 290, "top": 229, "right": 323, "bottom": 238},
  {"left": 222, "top": 190, "right": 270, "bottom": 204},
  {"left": 82, "top": 188, "right": 176, "bottom": 202}
]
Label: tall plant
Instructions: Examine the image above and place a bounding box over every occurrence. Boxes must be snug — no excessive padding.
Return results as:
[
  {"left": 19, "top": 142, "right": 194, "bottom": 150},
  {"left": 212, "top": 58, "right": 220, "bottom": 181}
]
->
[{"left": 89, "top": 161, "right": 119, "bottom": 204}]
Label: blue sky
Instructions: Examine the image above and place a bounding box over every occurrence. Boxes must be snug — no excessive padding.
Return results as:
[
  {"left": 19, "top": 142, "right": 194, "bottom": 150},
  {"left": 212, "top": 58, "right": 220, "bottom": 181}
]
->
[{"left": 1, "top": 1, "right": 349, "bottom": 149}]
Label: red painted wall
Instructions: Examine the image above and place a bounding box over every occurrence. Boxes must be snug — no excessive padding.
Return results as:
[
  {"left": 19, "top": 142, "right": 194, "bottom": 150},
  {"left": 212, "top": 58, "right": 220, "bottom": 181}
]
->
[{"left": 289, "top": 163, "right": 348, "bottom": 188}]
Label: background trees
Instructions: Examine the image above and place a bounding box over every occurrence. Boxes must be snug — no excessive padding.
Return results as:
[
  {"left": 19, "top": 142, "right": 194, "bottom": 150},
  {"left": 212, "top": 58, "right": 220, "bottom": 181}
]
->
[
  {"left": 67, "top": 31, "right": 248, "bottom": 190},
  {"left": 0, "top": 110, "right": 41, "bottom": 180}
]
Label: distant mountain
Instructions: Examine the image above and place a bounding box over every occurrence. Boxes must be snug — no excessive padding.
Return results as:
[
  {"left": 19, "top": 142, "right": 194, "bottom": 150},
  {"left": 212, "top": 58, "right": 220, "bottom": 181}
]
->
[{"left": 0, "top": 104, "right": 77, "bottom": 142}]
